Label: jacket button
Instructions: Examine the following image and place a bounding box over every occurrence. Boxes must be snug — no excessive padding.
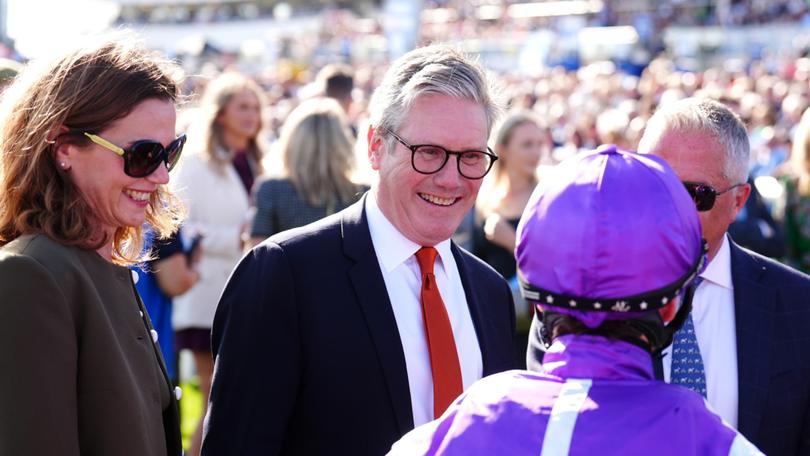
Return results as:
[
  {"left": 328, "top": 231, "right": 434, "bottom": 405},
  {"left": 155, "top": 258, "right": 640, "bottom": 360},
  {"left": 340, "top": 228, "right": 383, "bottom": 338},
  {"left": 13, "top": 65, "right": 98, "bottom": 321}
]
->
[
  {"left": 150, "top": 329, "right": 159, "bottom": 343},
  {"left": 131, "top": 270, "right": 139, "bottom": 284},
  {"left": 174, "top": 386, "right": 183, "bottom": 400}
]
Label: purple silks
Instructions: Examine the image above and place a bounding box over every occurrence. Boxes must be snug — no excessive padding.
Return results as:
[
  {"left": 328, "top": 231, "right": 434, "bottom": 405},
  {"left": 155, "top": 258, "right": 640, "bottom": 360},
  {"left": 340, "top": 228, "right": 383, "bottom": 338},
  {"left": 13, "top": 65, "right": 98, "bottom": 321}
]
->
[{"left": 389, "top": 335, "right": 762, "bottom": 456}]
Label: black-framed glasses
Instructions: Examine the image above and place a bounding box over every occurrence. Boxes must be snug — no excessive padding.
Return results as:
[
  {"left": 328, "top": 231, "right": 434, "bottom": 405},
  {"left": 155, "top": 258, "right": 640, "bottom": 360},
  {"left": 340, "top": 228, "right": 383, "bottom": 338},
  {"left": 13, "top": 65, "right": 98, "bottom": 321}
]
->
[
  {"left": 84, "top": 132, "right": 186, "bottom": 178},
  {"left": 682, "top": 181, "right": 745, "bottom": 212},
  {"left": 386, "top": 129, "right": 498, "bottom": 180}
]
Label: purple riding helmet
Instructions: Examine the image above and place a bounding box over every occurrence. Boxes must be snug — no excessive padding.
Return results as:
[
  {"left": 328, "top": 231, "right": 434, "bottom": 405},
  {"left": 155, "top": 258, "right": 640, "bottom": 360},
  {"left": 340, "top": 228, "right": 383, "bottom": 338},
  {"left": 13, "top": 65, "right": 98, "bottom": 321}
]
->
[{"left": 516, "top": 144, "right": 707, "bottom": 353}]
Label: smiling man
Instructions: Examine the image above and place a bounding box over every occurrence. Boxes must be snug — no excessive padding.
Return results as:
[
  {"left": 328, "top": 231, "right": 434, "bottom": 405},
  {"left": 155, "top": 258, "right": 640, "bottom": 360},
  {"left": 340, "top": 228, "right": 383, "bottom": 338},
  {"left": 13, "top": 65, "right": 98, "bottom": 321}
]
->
[{"left": 202, "top": 44, "right": 518, "bottom": 456}]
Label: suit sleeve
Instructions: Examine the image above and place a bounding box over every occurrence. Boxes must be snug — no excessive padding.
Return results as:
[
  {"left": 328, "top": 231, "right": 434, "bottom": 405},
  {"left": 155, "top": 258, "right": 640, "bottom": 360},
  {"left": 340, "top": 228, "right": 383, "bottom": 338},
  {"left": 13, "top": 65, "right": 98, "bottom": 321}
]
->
[
  {"left": 799, "top": 410, "right": 810, "bottom": 456},
  {"left": 0, "top": 255, "right": 80, "bottom": 455},
  {"left": 202, "top": 242, "right": 300, "bottom": 456},
  {"left": 503, "top": 278, "right": 517, "bottom": 344}
]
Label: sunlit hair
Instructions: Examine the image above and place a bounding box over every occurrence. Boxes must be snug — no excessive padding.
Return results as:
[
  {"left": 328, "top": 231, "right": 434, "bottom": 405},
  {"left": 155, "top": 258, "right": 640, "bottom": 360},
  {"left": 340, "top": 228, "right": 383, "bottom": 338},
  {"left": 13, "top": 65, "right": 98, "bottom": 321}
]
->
[
  {"left": 639, "top": 97, "right": 750, "bottom": 183},
  {"left": 790, "top": 107, "right": 810, "bottom": 195},
  {"left": 192, "top": 71, "right": 267, "bottom": 172},
  {"left": 0, "top": 36, "right": 184, "bottom": 265},
  {"left": 367, "top": 44, "right": 503, "bottom": 151},
  {"left": 278, "top": 97, "right": 358, "bottom": 208},
  {"left": 477, "top": 110, "right": 542, "bottom": 216}
]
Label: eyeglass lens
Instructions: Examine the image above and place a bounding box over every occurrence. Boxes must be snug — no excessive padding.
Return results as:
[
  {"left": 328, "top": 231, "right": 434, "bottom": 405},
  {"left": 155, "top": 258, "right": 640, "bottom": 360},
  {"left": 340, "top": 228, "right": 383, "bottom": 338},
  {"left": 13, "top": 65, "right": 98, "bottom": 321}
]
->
[{"left": 412, "top": 145, "right": 493, "bottom": 179}]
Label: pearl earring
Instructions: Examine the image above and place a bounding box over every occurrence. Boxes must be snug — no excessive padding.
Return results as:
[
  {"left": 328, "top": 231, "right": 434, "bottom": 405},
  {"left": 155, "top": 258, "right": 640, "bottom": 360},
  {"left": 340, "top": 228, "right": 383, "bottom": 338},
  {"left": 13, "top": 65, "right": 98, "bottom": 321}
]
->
[{"left": 60, "top": 162, "right": 67, "bottom": 169}]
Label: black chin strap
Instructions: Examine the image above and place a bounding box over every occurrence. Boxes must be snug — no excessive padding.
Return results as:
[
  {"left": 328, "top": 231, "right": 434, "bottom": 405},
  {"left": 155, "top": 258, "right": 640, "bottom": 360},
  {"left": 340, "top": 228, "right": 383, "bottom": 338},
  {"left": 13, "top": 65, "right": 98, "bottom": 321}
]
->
[{"left": 627, "top": 281, "right": 697, "bottom": 356}]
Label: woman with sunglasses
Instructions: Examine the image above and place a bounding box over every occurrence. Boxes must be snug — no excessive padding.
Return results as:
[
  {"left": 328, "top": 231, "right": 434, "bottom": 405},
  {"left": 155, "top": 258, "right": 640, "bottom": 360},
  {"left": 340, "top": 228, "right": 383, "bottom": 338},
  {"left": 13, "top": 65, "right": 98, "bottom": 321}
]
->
[
  {"left": 170, "top": 71, "right": 267, "bottom": 456},
  {"left": 0, "top": 37, "right": 185, "bottom": 455}
]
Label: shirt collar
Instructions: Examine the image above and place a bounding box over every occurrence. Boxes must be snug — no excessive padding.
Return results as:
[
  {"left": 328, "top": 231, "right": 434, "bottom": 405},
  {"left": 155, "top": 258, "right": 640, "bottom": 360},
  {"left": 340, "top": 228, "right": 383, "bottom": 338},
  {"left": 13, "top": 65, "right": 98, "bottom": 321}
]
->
[
  {"left": 701, "top": 234, "right": 733, "bottom": 290},
  {"left": 365, "top": 191, "right": 453, "bottom": 274}
]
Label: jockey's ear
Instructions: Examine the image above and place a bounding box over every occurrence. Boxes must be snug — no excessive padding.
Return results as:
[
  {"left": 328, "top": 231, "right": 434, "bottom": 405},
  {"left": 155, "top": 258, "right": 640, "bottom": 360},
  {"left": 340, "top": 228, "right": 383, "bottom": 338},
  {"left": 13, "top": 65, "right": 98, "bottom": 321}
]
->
[{"left": 659, "top": 298, "right": 679, "bottom": 324}]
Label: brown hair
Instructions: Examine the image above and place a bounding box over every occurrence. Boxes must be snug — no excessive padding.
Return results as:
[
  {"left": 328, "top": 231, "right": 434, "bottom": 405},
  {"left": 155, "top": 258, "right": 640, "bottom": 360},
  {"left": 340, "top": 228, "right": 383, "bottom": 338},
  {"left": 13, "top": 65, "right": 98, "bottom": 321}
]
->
[
  {"left": 551, "top": 314, "right": 649, "bottom": 347},
  {"left": 0, "top": 36, "right": 184, "bottom": 265},
  {"left": 316, "top": 63, "right": 354, "bottom": 102},
  {"left": 193, "top": 72, "right": 266, "bottom": 172}
]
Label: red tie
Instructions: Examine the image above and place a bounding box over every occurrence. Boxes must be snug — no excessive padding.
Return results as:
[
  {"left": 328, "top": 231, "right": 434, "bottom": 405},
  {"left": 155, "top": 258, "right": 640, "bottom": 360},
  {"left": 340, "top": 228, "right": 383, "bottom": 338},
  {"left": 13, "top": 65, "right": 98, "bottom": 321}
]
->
[{"left": 415, "top": 246, "right": 463, "bottom": 418}]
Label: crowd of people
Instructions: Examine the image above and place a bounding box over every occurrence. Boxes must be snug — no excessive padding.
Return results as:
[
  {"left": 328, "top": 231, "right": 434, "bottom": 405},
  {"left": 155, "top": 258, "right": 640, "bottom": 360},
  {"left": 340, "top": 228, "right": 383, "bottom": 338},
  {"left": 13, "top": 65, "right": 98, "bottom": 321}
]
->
[{"left": 2, "top": 4, "right": 810, "bottom": 455}]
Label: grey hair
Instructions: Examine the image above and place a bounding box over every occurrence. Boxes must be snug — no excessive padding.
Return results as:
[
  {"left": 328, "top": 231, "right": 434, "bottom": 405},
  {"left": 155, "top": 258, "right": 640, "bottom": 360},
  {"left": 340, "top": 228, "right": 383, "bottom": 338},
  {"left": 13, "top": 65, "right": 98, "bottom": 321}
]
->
[
  {"left": 367, "top": 44, "right": 503, "bottom": 147},
  {"left": 639, "top": 97, "right": 750, "bottom": 182}
]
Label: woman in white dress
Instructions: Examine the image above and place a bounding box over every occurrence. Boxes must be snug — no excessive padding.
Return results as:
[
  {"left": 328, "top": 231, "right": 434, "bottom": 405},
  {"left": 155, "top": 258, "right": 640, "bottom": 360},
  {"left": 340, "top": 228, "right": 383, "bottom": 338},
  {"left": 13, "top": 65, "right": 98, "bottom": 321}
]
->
[{"left": 171, "top": 71, "right": 266, "bottom": 456}]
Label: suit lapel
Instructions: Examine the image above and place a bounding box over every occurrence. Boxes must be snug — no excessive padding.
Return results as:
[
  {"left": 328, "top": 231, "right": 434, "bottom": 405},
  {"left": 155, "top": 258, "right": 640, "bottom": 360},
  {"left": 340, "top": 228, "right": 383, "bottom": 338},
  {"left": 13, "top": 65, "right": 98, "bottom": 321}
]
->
[
  {"left": 341, "top": 195, "right": 415, "bottom": 435},
  {"left": 730, "top": 240, "right": 773, "bottom": 439},
  {"left": 452, "top": 245, "right": 494, "bottom": 375}
]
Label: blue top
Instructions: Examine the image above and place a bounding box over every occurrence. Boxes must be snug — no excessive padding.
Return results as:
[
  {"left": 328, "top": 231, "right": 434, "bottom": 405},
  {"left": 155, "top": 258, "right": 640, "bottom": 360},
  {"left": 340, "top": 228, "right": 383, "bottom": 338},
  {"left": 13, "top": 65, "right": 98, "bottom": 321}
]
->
[{"left": 134, "top": 230, "right": 184, "bottom": 381}]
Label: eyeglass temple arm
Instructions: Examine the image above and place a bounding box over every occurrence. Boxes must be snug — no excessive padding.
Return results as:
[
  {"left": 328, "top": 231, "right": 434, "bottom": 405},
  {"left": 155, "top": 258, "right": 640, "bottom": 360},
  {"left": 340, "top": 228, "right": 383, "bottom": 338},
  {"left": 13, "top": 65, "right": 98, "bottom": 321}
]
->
[
  {"left": 717, "top": 182, "right": 747, "bottom": 195},
  {"left": 83, "top": 133, "right": 125, "bottom": 157}
]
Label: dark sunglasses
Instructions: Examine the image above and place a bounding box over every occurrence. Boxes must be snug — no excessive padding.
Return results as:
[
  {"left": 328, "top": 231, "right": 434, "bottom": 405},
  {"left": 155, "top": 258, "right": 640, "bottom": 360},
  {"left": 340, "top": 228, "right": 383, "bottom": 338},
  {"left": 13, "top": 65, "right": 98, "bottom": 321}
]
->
[
  {"left": 682, "top": 181, "right": 745, "bottom": 211},
  {"left": 84, "top": 132, "right": 186, "bottom": 178}
]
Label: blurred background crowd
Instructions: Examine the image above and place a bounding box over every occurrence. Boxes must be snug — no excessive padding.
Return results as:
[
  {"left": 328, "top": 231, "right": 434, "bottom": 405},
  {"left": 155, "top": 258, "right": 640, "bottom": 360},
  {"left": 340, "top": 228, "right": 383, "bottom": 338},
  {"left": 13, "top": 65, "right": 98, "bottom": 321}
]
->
[{"left": 3, "top": 0, "right": 810, "bottom": 451}]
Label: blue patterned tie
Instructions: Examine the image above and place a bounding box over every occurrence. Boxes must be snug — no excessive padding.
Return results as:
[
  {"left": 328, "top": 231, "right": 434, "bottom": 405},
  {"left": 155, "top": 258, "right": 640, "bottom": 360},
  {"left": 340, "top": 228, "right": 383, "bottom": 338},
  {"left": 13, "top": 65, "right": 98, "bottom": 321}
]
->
[{"left": 671, "top": 280, "right": 707, "bottom": 397}]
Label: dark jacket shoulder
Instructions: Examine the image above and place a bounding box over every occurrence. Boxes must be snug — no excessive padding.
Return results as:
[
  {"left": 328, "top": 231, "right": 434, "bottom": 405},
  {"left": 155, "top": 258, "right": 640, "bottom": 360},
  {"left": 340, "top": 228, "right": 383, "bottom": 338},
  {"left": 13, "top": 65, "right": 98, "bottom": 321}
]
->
[
  {"left": 732, "top": 241, "right": 810, "bottom": 289},
  {"left": 2, "top": 233, "right": 79, "bottom": 266},
  {"left": 1, "top": 234, "right": 133, "bottom": 302},
  {"left": 454, "top": 242, "right": 509, "bottom": 283}
]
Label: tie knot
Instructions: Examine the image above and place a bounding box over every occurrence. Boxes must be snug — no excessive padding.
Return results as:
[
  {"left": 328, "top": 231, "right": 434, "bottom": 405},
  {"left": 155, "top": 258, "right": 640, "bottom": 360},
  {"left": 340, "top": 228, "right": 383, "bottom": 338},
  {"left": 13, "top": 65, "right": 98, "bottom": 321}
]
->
[{"left": 415, "top": 246, "right": 438, "bottom": 275}]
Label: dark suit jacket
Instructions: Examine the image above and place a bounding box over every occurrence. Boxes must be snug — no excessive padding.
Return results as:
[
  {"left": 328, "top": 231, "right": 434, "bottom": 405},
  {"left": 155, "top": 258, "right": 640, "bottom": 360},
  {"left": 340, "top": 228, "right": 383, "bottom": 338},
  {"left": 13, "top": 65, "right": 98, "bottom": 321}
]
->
[
  {"left": 0, "top": 234, "right": 181, "bottom": 456},
  {"left": 526, "top": 237, "right": 810, "bottom": 456},
  {"left": 729, "top": 240, "right": 810, "bottom": 456},
  {"left": 203, "top": 196, "right": 518, "bottom": 456}
]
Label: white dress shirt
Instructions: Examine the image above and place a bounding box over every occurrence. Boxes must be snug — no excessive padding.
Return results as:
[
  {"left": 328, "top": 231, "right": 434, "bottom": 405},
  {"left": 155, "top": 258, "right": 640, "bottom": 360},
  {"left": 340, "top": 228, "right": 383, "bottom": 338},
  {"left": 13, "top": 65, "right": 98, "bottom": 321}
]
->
[
  {"left": 663, "top": 234, "right": 739, "bottom": 427},
  {"left": 365, "top": 193, "right": 483, "bottom": 427}
]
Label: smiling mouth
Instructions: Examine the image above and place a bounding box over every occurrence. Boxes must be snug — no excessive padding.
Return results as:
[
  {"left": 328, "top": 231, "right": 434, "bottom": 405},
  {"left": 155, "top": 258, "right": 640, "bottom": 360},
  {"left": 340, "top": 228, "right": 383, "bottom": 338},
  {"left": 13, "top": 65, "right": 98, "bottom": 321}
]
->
[
  {"left": 124, "top": 189, "right": 151, "bottom": 202},
  {"left": 419, "top": 193, "right": 457, "bottom": 206}
]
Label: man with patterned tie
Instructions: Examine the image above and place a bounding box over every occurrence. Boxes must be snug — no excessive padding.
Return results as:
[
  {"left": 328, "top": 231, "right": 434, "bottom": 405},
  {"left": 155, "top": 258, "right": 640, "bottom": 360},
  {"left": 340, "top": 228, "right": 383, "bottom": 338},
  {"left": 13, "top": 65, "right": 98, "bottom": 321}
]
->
[
  {"left": 202, "top": 44, "right": 518, "bottom": 456},
  {"left": 391, "top": 145, "right": 763, "bottom": 455},
  {"left": 635, "top": 97, "right": 810, "bottom": 455}
]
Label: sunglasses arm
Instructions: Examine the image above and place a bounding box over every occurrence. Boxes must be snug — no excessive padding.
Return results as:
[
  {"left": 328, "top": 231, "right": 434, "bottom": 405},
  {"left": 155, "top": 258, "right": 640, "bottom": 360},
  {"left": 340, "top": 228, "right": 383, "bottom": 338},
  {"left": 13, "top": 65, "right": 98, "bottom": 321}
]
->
[{"left": 84, "top": 133, "right": 125, "bottom": 157}]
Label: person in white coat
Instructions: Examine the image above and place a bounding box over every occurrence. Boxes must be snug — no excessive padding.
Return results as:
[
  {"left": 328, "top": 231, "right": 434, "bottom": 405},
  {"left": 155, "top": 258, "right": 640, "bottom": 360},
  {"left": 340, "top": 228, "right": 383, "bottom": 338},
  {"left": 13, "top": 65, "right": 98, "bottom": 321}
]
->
[{"left": 171, "top": 71, "right": 266, "bottom": 456}]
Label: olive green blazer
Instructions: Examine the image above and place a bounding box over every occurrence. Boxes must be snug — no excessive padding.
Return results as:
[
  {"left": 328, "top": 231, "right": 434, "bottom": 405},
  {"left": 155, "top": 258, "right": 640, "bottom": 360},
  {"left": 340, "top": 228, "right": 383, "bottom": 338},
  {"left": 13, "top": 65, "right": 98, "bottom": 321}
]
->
[{"left": 0, "top": 234, "right": 181, "bottom": 455}]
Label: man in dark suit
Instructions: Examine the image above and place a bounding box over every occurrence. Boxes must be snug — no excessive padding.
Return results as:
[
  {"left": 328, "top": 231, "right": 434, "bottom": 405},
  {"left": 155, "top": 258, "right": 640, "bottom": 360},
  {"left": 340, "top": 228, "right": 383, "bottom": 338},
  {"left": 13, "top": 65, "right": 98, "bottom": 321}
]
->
[
  {"left": 529, "top": 97, "right": 810, "bottom": 455},
  {"left": 202, "top": 44, "right": 518, "bottom": 456}
]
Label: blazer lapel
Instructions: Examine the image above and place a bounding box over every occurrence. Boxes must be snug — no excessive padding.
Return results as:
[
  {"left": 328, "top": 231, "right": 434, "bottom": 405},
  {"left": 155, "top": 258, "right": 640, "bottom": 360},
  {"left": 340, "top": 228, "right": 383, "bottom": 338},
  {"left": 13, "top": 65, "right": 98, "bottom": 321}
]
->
[
  {"left": 341, "top": 195, "right": 414, "bottom": 435},
  {"left": 730, "top": 240, "right": 773, "bottom": 439},
  {"left": 452, "top": 244, "right": 496, "bottom": 375}
]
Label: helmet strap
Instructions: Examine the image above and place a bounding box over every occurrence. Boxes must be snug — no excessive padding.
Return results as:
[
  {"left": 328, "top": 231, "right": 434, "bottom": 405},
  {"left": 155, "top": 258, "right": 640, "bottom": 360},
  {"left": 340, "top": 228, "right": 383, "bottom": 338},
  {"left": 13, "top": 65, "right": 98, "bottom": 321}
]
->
[
  {"left": 538, "top": 310, "right": 565, "bottom": 349},
  {"left": 627, "top": 281, "right": 697, "bottom": 356}
]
